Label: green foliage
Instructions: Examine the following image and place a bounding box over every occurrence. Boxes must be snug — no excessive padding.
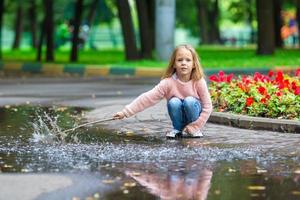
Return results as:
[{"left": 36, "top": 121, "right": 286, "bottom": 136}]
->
[
  {"left": 176, "top": 0, "right": 199, "bottom": 37},
  {"left": 227, "top": 0, "right": 255, "bottom": 24}
]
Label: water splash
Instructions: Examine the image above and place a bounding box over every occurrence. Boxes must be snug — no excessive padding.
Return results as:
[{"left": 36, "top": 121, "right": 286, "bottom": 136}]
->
[{"left": 31, "top": 111, "right": 70, "bottom": 144}]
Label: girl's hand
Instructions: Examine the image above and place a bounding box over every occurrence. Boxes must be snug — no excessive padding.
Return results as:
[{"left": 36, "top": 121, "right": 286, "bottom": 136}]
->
[
  {"left": 113, "top": 111, "right": 125, "bottom": 120},
  {"left": 183, "top": 126, "right": 192, "bottom": 134}
]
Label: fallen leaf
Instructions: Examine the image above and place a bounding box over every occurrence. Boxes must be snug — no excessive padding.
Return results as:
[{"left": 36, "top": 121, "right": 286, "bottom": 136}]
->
[
  {"left": 291, "top": 191, "right": 300, "bottom": 195},
  {"left": 228, "top": 168, "right": 236, "bottom": 173},
  {"left": 93, "top": 193, "right": 100, "bottom": 199},
  {"left": 126, "top": 131, "right": 134, "bottom": 136},
  {"left": 132, "top": 172, "right": 141, "bottom": 176},
  {"left": 247, "top": 186, "right": 266, "bottom": 190},
  {"left": 123, "top": 189, "right": 129, "bottom": 194},
  {"left": 102, "top": 179, "right": 115, "bottom": 184},
  {"left": 293, "top": 170, "right": 300, "bottom": 174},
  {"left": 214, "top": 190, "right": 221, "bottom": 195},
  {"left": 257, "top": 169, "right": 267, "bottom": 174},
  {"left": 124, "top": 182, "right": 136, "bottom": 187}
]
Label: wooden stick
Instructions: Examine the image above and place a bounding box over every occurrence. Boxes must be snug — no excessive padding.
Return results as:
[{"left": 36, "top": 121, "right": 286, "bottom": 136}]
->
[{"left": 61, "top": 117, "right": 115, "bottom": 133}]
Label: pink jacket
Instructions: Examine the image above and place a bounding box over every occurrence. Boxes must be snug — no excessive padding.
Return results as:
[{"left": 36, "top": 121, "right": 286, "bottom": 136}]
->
[{"left": 122, "top": 75, "right": 213, "bottom": 132}]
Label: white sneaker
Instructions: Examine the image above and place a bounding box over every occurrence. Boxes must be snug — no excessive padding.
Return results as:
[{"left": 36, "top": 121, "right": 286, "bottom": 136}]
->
[
  {"left": 166, "top": 129, "right": 181, "bottom": 138},
  {"left": 192, "top": 130, "right": 204, "bottom": 138}
]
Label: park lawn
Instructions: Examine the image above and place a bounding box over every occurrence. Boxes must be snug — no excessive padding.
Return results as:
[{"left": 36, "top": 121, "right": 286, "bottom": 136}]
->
[{"left": 2, "top": 46, "right": 300, "bottom": 69}]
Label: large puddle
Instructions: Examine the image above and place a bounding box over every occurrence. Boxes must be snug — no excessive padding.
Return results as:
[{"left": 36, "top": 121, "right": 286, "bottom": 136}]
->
[{"left": 1, "top": 106, "right": 300, "bottom": 200}]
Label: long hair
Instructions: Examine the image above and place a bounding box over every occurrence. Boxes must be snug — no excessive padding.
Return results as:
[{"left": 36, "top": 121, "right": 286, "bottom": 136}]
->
[{"left": 161, "top": 44, "right": 204, "bottom": 80}]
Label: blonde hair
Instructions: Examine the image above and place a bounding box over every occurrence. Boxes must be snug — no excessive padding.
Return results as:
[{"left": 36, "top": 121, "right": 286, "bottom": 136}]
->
[{"left": 161, "top": 44, "right": 204, "bottom": 80}]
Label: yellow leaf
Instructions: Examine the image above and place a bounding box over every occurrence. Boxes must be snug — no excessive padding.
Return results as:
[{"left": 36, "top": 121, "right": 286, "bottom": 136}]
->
[
  {"left": 257, "top": 169, "right": 267, "bottom": 173},
  {"left": 247, "top": 186, "right": 266, "bottom": 190},
  {"left": 293, "top": 170, "right": 300, "bottom": 174},
  {"left": 214, "top": 190, "right": 221, "bottom": 195},
  {"left": 123, "top": 189, "right": 129, "bottom": 194},
  {"left": 93, "top": 193, "right": 100, "bottom": 199},
  {"left": 132, "top": 172, "right": 141, "bottom": 176},
  {"left": 102, "top": 179, "right": 114, "bottom": 184},
  {"left": 124, "top": 182, "right": 136, "bottom": 187},
  {"left": 291, "top": 191, "right": 300, "bottom": 195},
  {"left": 228, "top": 168, "right": 236, "bottom": 173}
]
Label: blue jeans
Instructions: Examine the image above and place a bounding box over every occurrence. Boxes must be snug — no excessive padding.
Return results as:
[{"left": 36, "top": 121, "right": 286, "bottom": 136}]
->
[{"left": 167, "top": 96, "right": 202, "bottom": 131}]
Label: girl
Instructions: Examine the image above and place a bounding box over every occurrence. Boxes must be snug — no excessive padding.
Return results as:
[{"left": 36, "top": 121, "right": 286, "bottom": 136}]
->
[{"left": 113, "top": 44, "right": 213, "bottom": 138}]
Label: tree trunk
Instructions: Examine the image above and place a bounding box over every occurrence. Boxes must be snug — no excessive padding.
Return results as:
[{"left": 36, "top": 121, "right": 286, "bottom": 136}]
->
[
  {"left": 29, "top": 0, "right": 37, "bottom": 48},
  {"left": 116, "top": 0, "right": 139, "bottom": 60},
  {"left": 12, "top": 2, "right": 23, "bottom": 49},
  {"left": 44, "top": 0, "right": 54, "bottom": 61},
  {"left": 296, "top": 0, "right": 300, "bottom": 46},
  {"left": 247, "top": 0, "right": 255, "bottom": 43},
  {"left": 70, "top": 0, "right": 83, "bottom": 62},
  {"left": 146, "top": 0, "right": 155, "bottom": 53},
  {"left": 273, "top": 0, "right": 283, "bottom": 48},
  {"left": 87, "top": 0, "right": 98, "bottom": 26},
  {"left": 0, "top": 0, "right": 4, "bottom": 59},
  {"left": 256, "top": 0, "right": 275, "bottom": 55},
  {"left": 36, "top": 19, "right": 45, "bottom": 61},
  {"left": 195, "top": 0, "right": 210, "bottom": 44},
  {"left": 209, "top": 0, "right": 221, "bottom": 43},
  {"left": 136, "top": 0, "right": 152, "bottom": 59}
]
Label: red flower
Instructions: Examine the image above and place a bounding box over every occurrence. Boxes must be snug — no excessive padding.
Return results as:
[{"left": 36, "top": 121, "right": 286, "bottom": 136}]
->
[
  {"left": 260, "top": 98, "right": 267, "bottom": 103},
  {"left": 219, "top": 71, "right": 225, "bottom": 77},
  {"left": 257, "top": 86, "right": 267, "bottom": 95},
  {"left": 295, "top": 68, "right": 300, "bottom": 76},
  {"left": 295, "top": 87, "right": 300, "bottom": 95},
  {"left": 246, "top": 97, "right": 254, "bottom": 107},
  {"left": 276, "top": 91, "right": 283, "bottom": 96},
  {"left": 209, "top": 75, "right": 219, "bottom": 82},
  {"left": 226, "top": 73, "right": 234, "bottom": 82},
  {"left": 275, "top": 71, "right": 284, "bottom": 82},
  {"left": 268, "top": 70, "right": 274, "bottom": 77}
]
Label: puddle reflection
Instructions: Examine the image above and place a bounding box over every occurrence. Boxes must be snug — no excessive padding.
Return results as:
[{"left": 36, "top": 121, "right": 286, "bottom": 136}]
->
[{"left": 126, "top": 168, "right": 212, "bottom": 200}]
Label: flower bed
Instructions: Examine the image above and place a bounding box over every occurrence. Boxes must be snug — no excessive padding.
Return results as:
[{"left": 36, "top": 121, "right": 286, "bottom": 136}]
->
[{"left": 209, "top": 68, "right": 300, "bottom": 120}]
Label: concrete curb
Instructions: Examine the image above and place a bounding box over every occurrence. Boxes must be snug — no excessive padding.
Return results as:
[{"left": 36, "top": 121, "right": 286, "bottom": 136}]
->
[
  {"left": 209, "top": 112, "right": 300, "bottom": 133},
  {"left": 0, "top": 61, "right": 297, "bottom": 77}
]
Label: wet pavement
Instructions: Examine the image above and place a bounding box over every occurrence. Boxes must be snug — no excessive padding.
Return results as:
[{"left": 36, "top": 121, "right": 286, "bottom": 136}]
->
[{"left": 0, "top": 77, "right": 300, "bottom": 200}]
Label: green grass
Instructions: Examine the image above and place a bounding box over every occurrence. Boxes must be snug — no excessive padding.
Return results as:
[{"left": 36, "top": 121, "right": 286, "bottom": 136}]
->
[{"left": 2, "top": 46, "right": 300, "bottom": 69}]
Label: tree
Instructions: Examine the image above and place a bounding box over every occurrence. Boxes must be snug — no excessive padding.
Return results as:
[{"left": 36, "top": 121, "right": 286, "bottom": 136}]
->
[
  {"left": 136, "top": 0, "right": 152, "bottom": 59},
  {"left": 274, "top": 0, "right": 283, "bottom": 48},
  {"left": 116, "top": 0, "right": 139, "bottom": 60},
  {"left": 296, "top": 0, "right": 300, "bottom": 46},
  {"left": 28, "top": 0, "right": 37, "bottom": 48},
  {"left": 0, "top": 0, "right": 4, "bottom": 59},
  {"left": 37, "top": 0, "right": 54, "bottom": 61},
  {"left": 256, "top": 0, "right": 275, "bottom": 55},
  {"left": 44, "top": 0, "right": 54, "bottom": 61},
  {"left": 195, "top": 0, "right": 209, "bottom": 44},
  {"left": 195, "top": 0, "right": 221, "bottom": 44},
  {"left": 70, "top": 0, "right": 84, "bottom": 62},
  {"left": 12, "top": 0, "right": 23, "bottom": 49}
]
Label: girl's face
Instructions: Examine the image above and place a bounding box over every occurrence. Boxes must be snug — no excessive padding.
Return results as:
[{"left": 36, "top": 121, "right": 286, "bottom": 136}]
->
[{"left": 174, "top": 48, "right": 194, "bottom": 81}]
